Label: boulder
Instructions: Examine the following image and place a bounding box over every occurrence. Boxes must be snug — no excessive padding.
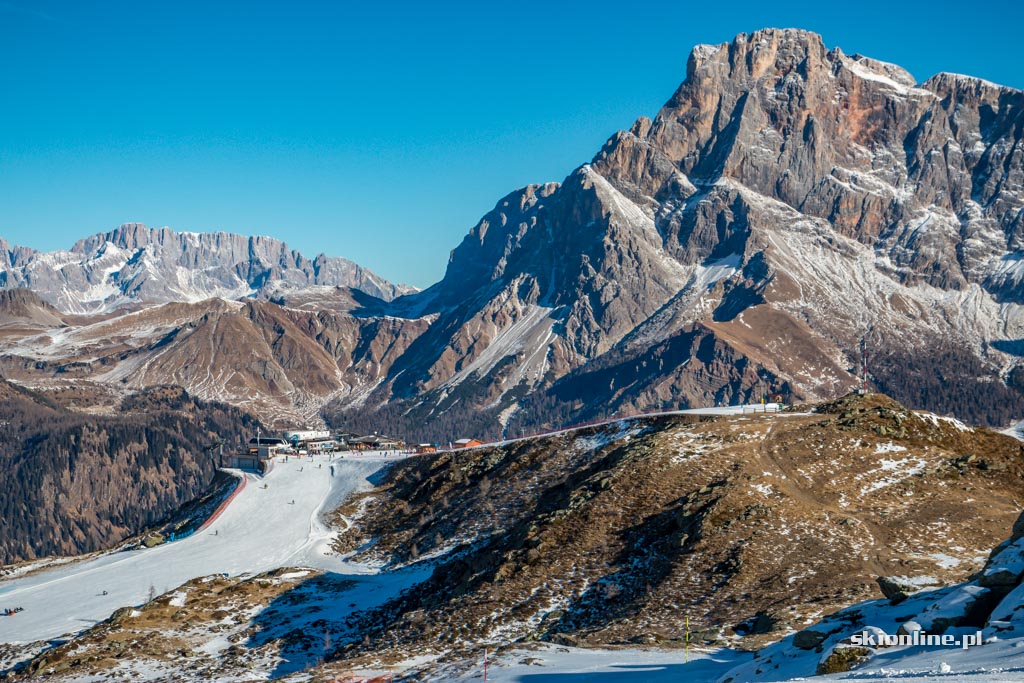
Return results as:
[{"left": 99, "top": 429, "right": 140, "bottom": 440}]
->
[
  {"left": 979, "top": 567, "right": 1021, "bottom": 588},
  {"left": 877, "top": 576, "right": 921, "bottom": 604},
  {"left": 792, "top": 628, "right": 830, "bottom": 650},
  {"left": 817, "top": 645, "right": 872, "bottom": 675},
  {"left": 897, "top": 620, "right": 924, "bottom": 636},
  {"left": 142, "top": 532, "right": 164, "bottom": 548}
]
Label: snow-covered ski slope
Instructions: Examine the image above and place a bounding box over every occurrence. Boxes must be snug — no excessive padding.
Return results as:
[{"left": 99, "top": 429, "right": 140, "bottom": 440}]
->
[
  {"left": 0, "top": 405, "right": 779, "bottom": 646},
  {"left": 0, "top": 453, "right": 395, "bottom": 643}
]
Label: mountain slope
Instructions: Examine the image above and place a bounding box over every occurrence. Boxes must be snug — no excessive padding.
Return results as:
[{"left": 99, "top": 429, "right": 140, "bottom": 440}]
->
[
  {"left": 0, "top": 382, "right": 260, "bottom": 563},
  {"left": 8, "top": 394, "right": 1024, "bottom": 681},
  {"left": 325, "top": 394, "right": 1024, "bottom": 665},
  {"left": 324, "top": 28, "right": 1024, "bottom": 436},
  {"left": 0, "top": 289, "right": 64, "bottom": 332}
]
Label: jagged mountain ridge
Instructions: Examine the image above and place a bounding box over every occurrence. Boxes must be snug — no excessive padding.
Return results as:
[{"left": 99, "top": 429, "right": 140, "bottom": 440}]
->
[
  {"left": 0, "top": 223, "right": 413, "bottom": 313},
  {"left": 1, "top": 28, "right": 1023, "bottom": 435}
]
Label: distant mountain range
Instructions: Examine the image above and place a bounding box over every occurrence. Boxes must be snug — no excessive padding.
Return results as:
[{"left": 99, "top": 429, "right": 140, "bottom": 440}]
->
[
  {"left": 0, "top": 223, "right": 413, "bottom": 313},
  {"left": 2, "top": 28, "right": 1023, "bottom": 436}
]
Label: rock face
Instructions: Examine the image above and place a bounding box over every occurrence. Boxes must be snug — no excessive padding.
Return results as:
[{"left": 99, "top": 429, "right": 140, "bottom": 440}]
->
[
  {"left": 2, "top": 28, "right": 1024, "bottom": 435},
  {"left": 0, "top": 288, "right": 64, "bottom": 329},
  {"left": 0, "top": 223, "right": 412, "bottom": 313}
]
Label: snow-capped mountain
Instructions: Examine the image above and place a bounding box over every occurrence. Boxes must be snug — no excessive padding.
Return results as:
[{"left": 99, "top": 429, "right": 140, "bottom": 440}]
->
[{"left": 0, "top": 223, "right": 413, "bottom": 313}]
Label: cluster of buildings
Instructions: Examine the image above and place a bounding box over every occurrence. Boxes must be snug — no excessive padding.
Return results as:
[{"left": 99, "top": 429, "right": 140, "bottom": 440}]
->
[{"left": 225, "top": 428, "right": 484, "bottom": 471}]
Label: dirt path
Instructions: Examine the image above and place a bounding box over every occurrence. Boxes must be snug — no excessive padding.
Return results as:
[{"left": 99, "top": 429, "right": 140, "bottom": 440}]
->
[{"left": 752, "top": 418, "right": 895, "bottom": 579}]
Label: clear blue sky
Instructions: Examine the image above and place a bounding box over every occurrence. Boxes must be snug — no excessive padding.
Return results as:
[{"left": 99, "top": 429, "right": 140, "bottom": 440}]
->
[{"left": 1, "top": 1, "right": 1021, "bottom": 288}]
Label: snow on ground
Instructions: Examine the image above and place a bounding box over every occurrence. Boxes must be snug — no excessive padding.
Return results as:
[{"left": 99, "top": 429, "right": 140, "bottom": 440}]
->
[
  {"left": 0, "top": 556, "right": 77, "bottom": 581},
  {"left": 915, "top": 412, "right": 973, "bottom": 432},
  {"left": 478, "top": 404, "right": 782, "bottom": 452},
  {"left": 398, "top": 640, "right": 1024, "bottom": 682},
  {"left": 856, "top": 456, "right": 928, "bottom": 495},
  {"left": 1003, "top": 420, "right": 1024, "bottom": 442},
  {"left": 427, "top": 644, "right": 751, "bottom": 682},
  {"left": 0, "top": 452, "right": 401, "bottom": 643},
  {"left": 441, "top": 303, "right": 555, "bottom": 395},
  {"left": 574, "top": 420, "right": 644, "bottom": 452}
]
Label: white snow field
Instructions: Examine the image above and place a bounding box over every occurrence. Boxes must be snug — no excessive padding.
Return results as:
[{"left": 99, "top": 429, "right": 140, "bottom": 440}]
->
[
  {"left": 0, "top": 452, "right": 398, "bottom": 643},
  {"left": 424, "top": 640, "right": 1024, "bottom": 682},
  {"left": 433, "top": 645, "right": 752, "bottom": 682}
]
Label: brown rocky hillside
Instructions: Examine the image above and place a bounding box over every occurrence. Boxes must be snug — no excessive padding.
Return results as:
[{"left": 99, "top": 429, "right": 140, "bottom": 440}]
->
[
  {"left": 3, "top": 29, "right": 1024, "bottom": 439},
  {"left": 9, "top": 393, "right": 1024, "bottom": 682},
  {"left": 328, "top": 394, "right": 1024, "bottom": 664}
]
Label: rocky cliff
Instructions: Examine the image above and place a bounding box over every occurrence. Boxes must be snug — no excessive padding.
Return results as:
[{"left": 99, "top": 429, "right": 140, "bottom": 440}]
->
[{"left": 329, "top": 28, "right": 1024, "bottom": 435}]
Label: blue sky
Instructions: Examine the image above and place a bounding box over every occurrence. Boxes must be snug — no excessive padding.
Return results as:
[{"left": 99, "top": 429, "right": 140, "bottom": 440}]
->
[{"left": 1, "top": 1, "right": 1021, "bottom": 288}]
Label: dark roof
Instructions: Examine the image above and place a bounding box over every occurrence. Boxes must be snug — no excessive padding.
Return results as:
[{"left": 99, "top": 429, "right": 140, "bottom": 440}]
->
[{"left": 348, "top": 435, "right": 401, "bottom": 444}]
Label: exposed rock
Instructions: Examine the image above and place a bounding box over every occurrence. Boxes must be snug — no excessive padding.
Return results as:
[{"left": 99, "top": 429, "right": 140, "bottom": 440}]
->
[
  {"left": 896, "top": 620, "right": 924, "bottom": 636},
  {"left": 816, "top": 645, "right": 872, "bottom": 675},
  {"left": 329, "top": 28, "right": 1024, "bottom": 437},
  {"left": 979, "top": 567, "right": 1021, "bottom": 587},
  {"left": 142, "top": 533, "right": 165, "bottom": 549},
  {"left": 792, "top": 628, "right": 830, "bottom": 650},
  {"left": 877, "top": 576, "right": 921, "bottom": 604},
  {"left": 3, "top": 27, "right": 1024, "bottom": 439},
  {"left": 1012, "top": 511, "right": 1024, "bottom": 543}
]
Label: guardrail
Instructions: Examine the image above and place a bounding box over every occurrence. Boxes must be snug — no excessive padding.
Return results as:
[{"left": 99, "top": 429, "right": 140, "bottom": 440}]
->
[{"left": 198, "top": 472, "right": 247, "bottom": 532}]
